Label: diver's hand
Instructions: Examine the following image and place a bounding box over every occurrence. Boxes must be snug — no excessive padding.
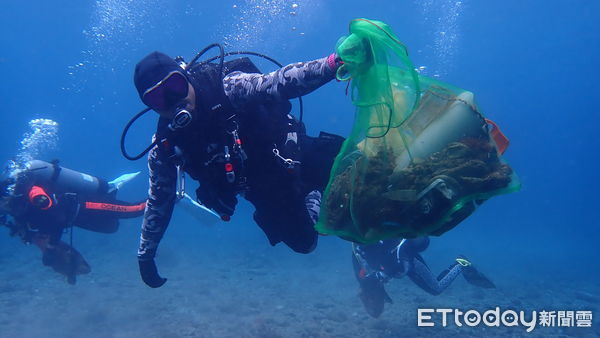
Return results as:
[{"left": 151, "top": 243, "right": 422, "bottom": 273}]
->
[
  {"left": 335, "top": 36, "right": 373, "bottom": 79},
  {"left": 337, "top": 36, "right": 371, "bottom": 64},
  {"left": 139, "top": 259, "right": 167, "bottom": 288}
]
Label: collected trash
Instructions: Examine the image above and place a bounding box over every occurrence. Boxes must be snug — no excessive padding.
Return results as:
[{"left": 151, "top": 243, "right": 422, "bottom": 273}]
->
[{"left": 316, "top": 19, "right": 520, "bottom": 243}]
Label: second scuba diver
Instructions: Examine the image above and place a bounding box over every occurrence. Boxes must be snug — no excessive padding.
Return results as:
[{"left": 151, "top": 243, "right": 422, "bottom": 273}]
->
[
  {"left": 352, "top": 237, "right": 496, "bottom": 318},
  {"left": 0, "top": 160, "right": 146, "bottom": 284},
  {"left": 129, "top": 45, "right": 351, "bottom": 288}
]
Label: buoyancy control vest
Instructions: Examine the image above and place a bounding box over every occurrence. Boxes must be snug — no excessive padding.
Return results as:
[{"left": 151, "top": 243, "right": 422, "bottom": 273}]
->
[{"left": 155, "top": 57, "right": 305, "bottom": 199}]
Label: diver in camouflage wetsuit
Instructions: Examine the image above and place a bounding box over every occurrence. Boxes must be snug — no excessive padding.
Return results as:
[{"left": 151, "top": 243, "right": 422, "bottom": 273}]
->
[{"left": 133, "top": 50, "right": 345, "bottom": 288}]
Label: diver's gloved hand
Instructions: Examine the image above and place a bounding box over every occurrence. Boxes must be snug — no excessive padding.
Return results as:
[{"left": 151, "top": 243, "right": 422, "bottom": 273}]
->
[
  {"left": 335, "top": 36, "right": 373, "bottom": 79},
  {"left": 139, "top": 258, "right": 167, "bottom": 288},
  {"left": 326, "top": 53, "right": 344, "bottom": 72},
  {"left": 196, "top": 187, "right": 237, "bottom": 221}
]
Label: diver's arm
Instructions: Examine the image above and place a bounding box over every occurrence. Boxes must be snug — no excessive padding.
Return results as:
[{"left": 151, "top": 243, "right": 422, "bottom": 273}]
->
[
  {"left": 223, "top": 54, "right": 339, "bottom": 107},
  {"left": 16, "top": 212, "right": 64, "bottom": 246},
  {"left": 138, "top": 145, "right": 177, "bottom": 260},
  {"left": 137, "top": 144, "right": 177, "bottom": 288}
]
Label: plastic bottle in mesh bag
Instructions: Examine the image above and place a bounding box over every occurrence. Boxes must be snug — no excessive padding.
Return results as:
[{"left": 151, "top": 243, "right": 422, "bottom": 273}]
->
[{"left": 316, "top": 19, "right": 520, "bottom": 243}]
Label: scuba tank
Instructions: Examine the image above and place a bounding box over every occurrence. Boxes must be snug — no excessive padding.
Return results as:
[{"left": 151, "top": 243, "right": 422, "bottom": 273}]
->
[
  {"left": 24, "top": 160, "right": 108, "bottom": 197},
  {"left": 393, "top": 91, "right": 485, "bottom": 170}
]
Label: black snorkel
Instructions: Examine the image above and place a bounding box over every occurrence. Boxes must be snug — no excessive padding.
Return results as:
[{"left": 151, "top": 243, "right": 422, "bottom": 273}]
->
[{"left": 120, "top": 43, "right": 305, "bottom": 161}]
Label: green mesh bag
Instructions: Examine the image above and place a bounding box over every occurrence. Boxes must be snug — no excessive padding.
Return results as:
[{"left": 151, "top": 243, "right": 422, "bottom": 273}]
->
[{"left": 315, "top": 19, "right": 521, "bottom": 244}]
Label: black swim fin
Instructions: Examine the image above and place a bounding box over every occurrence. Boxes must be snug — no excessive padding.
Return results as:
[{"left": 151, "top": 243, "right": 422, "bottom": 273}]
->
[
  {"left": 358, "top": 274, "right": 393, "bottom": 318},
  {"left": 42, "top": 241, "right": 91, "bottom": 285},
  {"left": 457, "top": 256, "right": 496, "bottom": 289}
]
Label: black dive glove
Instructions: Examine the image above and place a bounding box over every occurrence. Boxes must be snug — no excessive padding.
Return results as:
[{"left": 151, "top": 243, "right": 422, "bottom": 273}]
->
[{"left": 139, "top": 259, "right": 167, "bottom": 288}]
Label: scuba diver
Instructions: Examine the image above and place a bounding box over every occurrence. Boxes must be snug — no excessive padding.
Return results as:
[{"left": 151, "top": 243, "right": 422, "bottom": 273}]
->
[
  {"left": 0, "top": 160, "right": 146, "bottom": 284},
  {"left": 352, "top": 237, "right": 496, "bottom": 318},
  {"left": 127, "top": 45, "right": 350, "bottom": 288}
]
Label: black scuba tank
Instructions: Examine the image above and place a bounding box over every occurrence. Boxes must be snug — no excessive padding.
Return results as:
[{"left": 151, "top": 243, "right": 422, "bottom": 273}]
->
[{"left": 24, "top": 160, "right": 108, "bottom": 197}]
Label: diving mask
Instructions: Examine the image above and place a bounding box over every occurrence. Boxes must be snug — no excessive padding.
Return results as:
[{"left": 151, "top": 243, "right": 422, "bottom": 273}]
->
[{"left": 142, "top": 71, "right": 189, "bottom": 112}]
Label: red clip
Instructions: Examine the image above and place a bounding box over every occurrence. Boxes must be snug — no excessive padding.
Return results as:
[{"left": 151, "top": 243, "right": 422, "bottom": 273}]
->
[
  {"left": 221, "top": 215, "right": 231, "bottom": 221},
  {"left": 236, "top": 138, "right": 242, "bottom": 145},
  {"left": 225, "top": 163, "right": 233, "bottom": 172},
  {"left": 485, "top": 119, "right": 510, "bottom": 155}
]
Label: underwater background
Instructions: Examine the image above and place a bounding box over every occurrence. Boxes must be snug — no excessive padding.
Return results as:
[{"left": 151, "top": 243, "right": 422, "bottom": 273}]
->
[{"left": 1, "top": 0, "right": 598, "bottom": 337}]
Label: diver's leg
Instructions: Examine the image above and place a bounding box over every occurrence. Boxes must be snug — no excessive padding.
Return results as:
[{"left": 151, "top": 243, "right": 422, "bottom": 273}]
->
[
  {"left": 299, "top": 132, "right": 345, "bottom": 192},
  {"left": 252, "top": 198, "right": 318, "bottom": 253},
  {"left": 82, "top": 199, "right": 146, "bottom": 218},
  {"left": 73, "top": 199, "right": 145, "bottom": 233},
  {"left": 74, "top": 212, "right": 120, "bottom": 233},
  {"left": 407, "top": 254, "right": 464, "bottom": 296},
  {"left": 251, "top": 179, "right": 318, "bottom": 254},
  {"left": 280, "top": 207, "right": 318, "bottom": 254}
]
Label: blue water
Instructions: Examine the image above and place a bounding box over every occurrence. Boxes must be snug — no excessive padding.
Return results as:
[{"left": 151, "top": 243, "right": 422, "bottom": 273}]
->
[{"left": 1, "top": 1, "right": 599, "bottom": 337}]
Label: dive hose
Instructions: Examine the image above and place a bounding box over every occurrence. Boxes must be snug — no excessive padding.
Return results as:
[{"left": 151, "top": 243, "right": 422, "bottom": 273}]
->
[{"left": 121, "top": 43, "right": 304, "bottom": 161}]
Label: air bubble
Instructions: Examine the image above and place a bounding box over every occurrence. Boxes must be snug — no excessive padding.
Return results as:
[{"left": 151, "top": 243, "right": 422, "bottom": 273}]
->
[{"left": 8, "top": 119, "right": 60, "bottom": 177}]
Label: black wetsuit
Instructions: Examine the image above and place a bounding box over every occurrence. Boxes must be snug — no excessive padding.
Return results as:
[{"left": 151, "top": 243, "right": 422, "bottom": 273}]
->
[
  {"left": 352, "top": 237, "right": 465, "bottom": 296},
  {"left": 352, "top": 238, "right": 494, "bottom": 318},
  {"left": 1, "top": 167, "right": 145, "bottom": 283},
  {"left": 138, "top": 55, "right": 344, "bottom": 262},
  {"left": 7, "top": 174, "right": 145, "bottom": 245}
]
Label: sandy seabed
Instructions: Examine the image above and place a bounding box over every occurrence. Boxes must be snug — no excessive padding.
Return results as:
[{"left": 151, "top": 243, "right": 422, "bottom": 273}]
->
[{"left": 0, "top": 215, "right": 598, "bottom": 338}]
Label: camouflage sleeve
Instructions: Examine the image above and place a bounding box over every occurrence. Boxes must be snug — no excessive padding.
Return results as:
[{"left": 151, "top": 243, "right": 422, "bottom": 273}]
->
[
  {"left": 137, "top": 144, "right": 177, "bottom": 261},
  {"left": 223, "top": 55, "right": 338, "bottom": 108}
]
